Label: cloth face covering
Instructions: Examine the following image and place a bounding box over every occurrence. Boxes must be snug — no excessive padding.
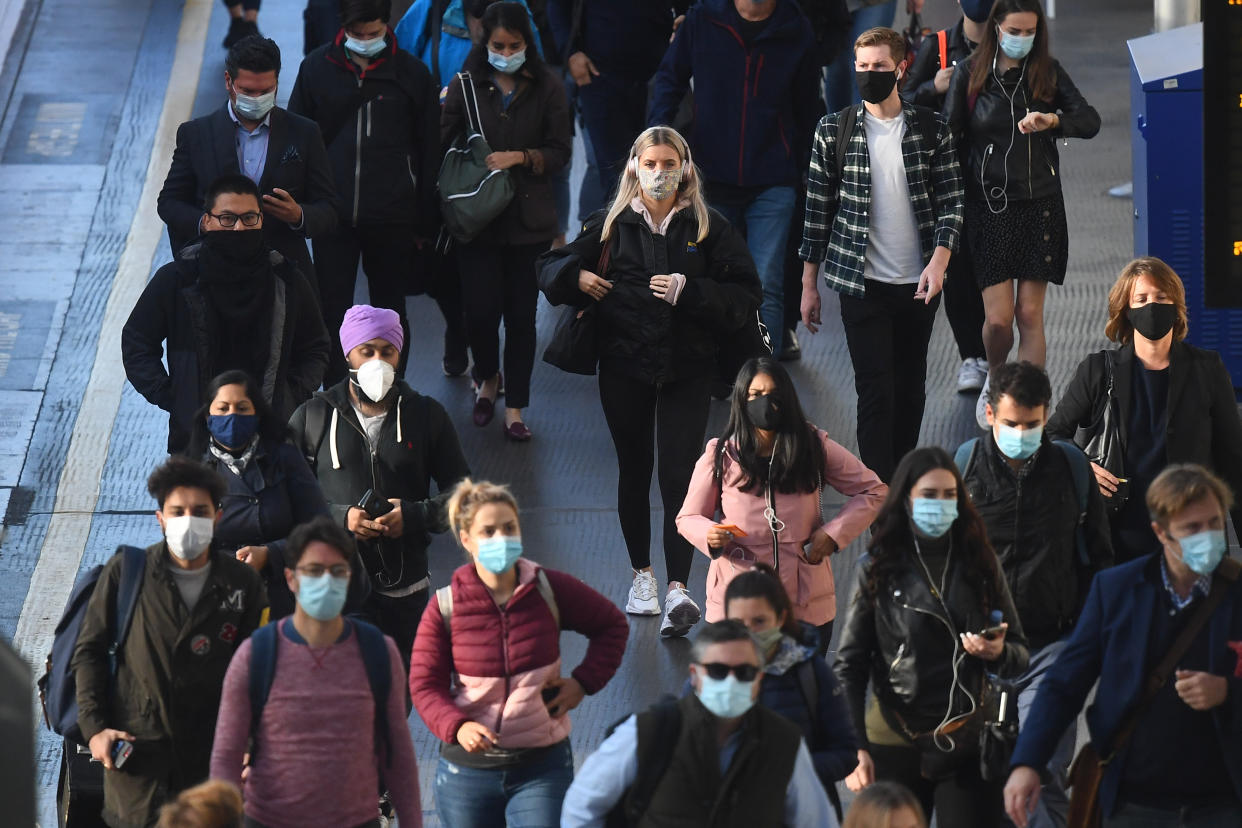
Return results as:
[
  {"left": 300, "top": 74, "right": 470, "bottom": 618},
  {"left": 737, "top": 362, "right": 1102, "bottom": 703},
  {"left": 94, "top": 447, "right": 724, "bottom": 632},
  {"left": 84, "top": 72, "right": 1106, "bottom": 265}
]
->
[
  {"left": 1127, "top": 302, "right": 1177, "bottom": 341},
  {"left": 637, "top": 166, "right": 683, "bottom": 201}
]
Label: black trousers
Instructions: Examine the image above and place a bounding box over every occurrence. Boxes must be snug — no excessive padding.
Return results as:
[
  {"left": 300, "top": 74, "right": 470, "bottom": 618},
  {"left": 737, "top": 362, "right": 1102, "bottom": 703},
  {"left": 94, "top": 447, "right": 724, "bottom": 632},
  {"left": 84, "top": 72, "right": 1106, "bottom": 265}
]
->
[
  {"left": 598, "top": 370, "right": 712, "bottom": 586},
  {"left": 839, "top": 280, "right": 940, "bottom": 484},
  {"left": 944, "top": 232, "right": 986, "bottom": 361},
  {"left": 360, "top": 588, "right": 428, "bottom": 695},
  {"left": 456, "top": 240, "right": 547, "bottom": 409},
  {"left": 869, "top": 742, "right": 1004, "bottom": 828}
]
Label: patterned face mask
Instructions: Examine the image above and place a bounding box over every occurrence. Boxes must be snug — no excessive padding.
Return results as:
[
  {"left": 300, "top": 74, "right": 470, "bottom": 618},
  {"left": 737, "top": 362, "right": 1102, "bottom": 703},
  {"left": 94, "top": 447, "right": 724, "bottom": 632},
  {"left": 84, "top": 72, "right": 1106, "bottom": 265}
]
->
[{"left": 637, "top": 166, "right": 683, "bottom": 201}]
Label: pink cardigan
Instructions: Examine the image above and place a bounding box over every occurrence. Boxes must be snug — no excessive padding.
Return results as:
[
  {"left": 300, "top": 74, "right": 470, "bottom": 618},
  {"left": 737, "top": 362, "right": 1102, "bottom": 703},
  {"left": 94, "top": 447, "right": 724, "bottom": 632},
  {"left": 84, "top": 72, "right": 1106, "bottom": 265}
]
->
[{"left": 676, "top": 429, "right": 887, "bottom": 625}]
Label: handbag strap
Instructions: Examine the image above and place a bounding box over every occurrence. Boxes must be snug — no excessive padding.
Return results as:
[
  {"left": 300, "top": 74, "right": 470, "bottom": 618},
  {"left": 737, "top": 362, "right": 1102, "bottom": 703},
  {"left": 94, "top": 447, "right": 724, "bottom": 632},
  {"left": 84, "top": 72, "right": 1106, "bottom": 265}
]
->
[
  {"left": 1104, "top": 556, "right": 1242, "bottom": 763},
  {"left": 457, "top": 72, "right": 487, "bottom": 142}
]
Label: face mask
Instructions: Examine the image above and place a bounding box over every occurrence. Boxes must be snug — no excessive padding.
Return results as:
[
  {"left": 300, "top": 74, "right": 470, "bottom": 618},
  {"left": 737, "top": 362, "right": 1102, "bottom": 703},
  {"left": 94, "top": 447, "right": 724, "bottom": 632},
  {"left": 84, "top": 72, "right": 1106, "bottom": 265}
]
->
[
  {"left": 959, "top": 0, "right": 993, "bottom": 23},
  {"left": 487, "top": 49, "right": 526, "bottom": 74},
  {"left": 207, "top": 413, "right": 258, "bottom": 448},
  {"left": 998, "top": 29, "right": 1035, "bottom": 60},
  {"left": 911, "top": 497, "right": 958, "bottom": 538},
  {"left": 297, "top": 572, "right": 350, "bottom": 621},
  {"left": 697, "top": 673, "right": 756, "bottom": 719},
  {"left": 746, "top": 395, "right": 781, "bottom": 431},
  {"left": 232, "top": 87, "right": 276, "bottom": 121},
  {"left": 1127, "top": 302, "right": 1177, "bottom": 342},
  {"left": 855, "top": 70, "right": 898, "bottom": 104},
  {"left": 475, "top": 535, "right": 522, "bottom": 574},
  {"left": 637, "top": 166, "right": 683, "bottom": 201},
  {"left": 345, "top": 35, "right": 386, "bottom": 57},
  {"left": 202, "top": 228, "right": 266, "bottom": 263},
  {"left": 164, "top": 515, "right": 214, "bottom": 561},
  {"left": 350, "top": 358, "right": 396, "bottom": 403},
  {"left": 752, "top": 626, "right": 784, "bottom": 652},
  {"left": 1175, "top": 529, "right": 1226, "bottom": 577},
  {"left": 994, "top": 423, "right": 1043, "bottom": 461}
]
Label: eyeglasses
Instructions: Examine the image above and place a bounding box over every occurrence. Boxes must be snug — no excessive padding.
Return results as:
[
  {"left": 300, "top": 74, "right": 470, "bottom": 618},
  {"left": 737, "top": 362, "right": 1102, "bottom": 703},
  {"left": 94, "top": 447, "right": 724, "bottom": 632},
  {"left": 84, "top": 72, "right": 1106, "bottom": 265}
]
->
[
  {"left": 698, "top": 662, "right": 760, "bottom": 682},
  {"left": 296, "top": 565, "right": 350, "bottom": 578},
  {"left": 209, "top": 211, "right": 262, "bottom": 227}
]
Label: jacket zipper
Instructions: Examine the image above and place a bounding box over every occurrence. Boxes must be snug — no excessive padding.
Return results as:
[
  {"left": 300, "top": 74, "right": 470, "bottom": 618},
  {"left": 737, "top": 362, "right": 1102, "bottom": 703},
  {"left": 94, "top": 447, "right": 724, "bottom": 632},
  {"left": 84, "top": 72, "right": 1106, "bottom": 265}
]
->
[
  {"left": 406, "top": 156, "right": 417, "bottom": 192},
  {"left": 498, "top": 609, "right": 511, "bottom": 734},
  {"left": 752, "top": 54, "right": 764, "bottom": 97},
  {"left": 353, "top": 77, "right": 364, "bottom": 226},
  {"left": 889, "top": 642, "right": 906, "bottom": 672},
  {"left": 739, "top": 51, "right": 751, "bottom": 185}
]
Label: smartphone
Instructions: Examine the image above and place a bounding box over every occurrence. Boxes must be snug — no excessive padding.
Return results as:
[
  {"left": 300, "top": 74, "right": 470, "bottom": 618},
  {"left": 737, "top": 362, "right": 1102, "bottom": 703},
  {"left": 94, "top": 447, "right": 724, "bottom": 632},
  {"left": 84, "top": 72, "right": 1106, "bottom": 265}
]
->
[
  {"left": 713, "top": 524, "right": 748, "bottom": 538},
  {"left": 541, "top": 686, "right": 559, "bottom": 705},
  {"left": 978, "top": 624, "right": 1006, "bottom": 641},
  {"left": 357, "top": 489, "right": 394, "bottom": 519},
  {"left": 112, "top": 739, "right": 133, "bottom": 770}
]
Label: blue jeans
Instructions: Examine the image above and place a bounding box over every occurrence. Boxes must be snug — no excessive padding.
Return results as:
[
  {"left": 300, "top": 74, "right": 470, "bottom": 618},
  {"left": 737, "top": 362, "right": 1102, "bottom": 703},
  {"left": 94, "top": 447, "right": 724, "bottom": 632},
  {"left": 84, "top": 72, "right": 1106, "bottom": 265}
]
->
[
  {"left": 1012, "top": 639, "right": 1076, "bottom": 828},
  {"left": 434, "top": 740, "right": 574, "bottom": 828},
  {"left": 823, "top": 0, "right": 898, "bottom": 112},
  {"left": 712, "top": 186, "right": 797, "bottom": 356},
  {"left": 1104, "top": 801, "right": 1242, "bottom": 828}
]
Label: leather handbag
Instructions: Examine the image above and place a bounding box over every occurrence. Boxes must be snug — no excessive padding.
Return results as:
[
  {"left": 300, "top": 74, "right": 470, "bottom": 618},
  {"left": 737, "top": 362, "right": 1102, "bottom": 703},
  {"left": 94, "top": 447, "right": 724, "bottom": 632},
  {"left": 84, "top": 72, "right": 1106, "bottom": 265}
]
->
[
  {"left": 438, "top": 72, "right": 515, "bottom": 243},
  {"left": 1077, "top": 350, "right": 1127, "bottom": 516},
  {"left": 541, "top": 239, "right": 612, "bottom": 376}
]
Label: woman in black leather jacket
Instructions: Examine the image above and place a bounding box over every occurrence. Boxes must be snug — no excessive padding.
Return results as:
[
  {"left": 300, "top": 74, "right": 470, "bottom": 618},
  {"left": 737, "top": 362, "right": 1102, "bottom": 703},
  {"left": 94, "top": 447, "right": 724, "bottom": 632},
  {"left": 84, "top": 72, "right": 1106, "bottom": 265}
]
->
[
  {"left": 835, "top": 446, "right": 1028, "bottom": 827},
  {"left": 945, "top": 0, "right": 1099, "bottom": 429}
]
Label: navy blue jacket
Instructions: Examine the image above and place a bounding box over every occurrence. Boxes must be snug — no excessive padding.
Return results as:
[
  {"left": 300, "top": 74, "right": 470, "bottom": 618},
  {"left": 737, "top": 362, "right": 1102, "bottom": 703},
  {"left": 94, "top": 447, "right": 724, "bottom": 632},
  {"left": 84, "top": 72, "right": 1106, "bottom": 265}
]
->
[
  {"left": 648, "top": 0, "right": 822, "bottom": 188},
  {"left": 1011, "top": 555, "right": 1242, "bottom": 816},
  {"left": 546, "top": 0, "right": 684, "bottom": 80}
]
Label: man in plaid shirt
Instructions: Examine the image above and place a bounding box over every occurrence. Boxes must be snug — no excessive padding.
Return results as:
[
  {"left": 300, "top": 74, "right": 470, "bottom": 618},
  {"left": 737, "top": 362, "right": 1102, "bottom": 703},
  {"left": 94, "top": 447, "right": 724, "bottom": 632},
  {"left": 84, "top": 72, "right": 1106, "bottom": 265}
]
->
[{"left": 799, "top": 26, "right": 964, "bottom": 483}]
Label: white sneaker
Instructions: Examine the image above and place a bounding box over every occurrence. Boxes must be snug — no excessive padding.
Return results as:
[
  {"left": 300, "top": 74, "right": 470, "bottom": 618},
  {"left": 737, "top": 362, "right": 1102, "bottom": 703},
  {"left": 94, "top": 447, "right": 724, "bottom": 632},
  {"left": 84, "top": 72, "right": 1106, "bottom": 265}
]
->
[
  {"left": 626, "top": 570, "right": 661, "bottom": 616},
  {"left": 975, "top": 374, "right": 991, "bottom": 430},
  {"left": 660, "top": 587, "right": 701, "bottom": 638},
  {"left": 956, "top": 357, "right": 988, "bottom": 393}
]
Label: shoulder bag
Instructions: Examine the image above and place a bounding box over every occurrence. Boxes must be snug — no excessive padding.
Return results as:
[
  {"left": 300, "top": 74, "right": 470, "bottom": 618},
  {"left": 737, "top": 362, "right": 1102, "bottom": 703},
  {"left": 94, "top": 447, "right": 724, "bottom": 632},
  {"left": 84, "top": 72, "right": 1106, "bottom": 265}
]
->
[
  {"left": 437, "top": 72, "right": 515, "bottom": 243},
  {"left": 1076, "top": 350, "right": 1127, "bottom": 515},
  {"left": 542, "top": 238, "right": 611, "bottom": 376}
]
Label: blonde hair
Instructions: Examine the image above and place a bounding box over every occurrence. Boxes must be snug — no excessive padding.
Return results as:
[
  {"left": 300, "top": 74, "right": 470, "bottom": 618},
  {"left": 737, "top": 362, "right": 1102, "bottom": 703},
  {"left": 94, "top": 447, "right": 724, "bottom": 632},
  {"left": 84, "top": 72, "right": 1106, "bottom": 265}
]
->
[
  {"left": 601, "top": 126, "right": 710, "bottom": 245},
  {"left": 1146, "top": 464, "right": 1234, "bottom": 529},
  {"left": 446, "top": 478, "right": 520, "bottom": 543},
  {"left": 1104, "top": 257, "right": 1189, "bottom": 344},
  {"left": 843, "top": 781, "right": 927, "bottom": 828},
  {"left": 157, "top": 780, "right": 243, "bottom": 828}
]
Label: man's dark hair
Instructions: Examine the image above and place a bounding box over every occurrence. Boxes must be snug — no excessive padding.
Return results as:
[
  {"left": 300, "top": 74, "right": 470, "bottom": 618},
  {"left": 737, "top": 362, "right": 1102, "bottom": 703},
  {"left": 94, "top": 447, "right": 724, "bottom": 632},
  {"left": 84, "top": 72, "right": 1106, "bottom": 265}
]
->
[
  {"left": 691, "top": 619, "right": 761, "bottom": 664},
  {"left": 225, "top": 35, "right": 281, "bottom": 79},
  {"left": 987, "top": 361, "right": 1052, "bottom": 411},
  {"left": 286, "top": 515, "right": 357, "bottom": 570},
  {"left": 203, "top": 174, "right": 262, "bottom": 213},
  {"left": 147, "top": 456, "right": 227, "bottom": 509},
  {"left": 340, "top": 0, "right": 392, "bottom": 28}
]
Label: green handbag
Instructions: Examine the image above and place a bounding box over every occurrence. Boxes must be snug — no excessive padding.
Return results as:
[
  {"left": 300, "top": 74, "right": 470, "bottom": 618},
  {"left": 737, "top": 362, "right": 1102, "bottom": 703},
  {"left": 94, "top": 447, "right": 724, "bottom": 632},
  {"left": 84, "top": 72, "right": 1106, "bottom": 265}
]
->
[{"left": 437, "top": 72, "right": 515, "bottom": 243}]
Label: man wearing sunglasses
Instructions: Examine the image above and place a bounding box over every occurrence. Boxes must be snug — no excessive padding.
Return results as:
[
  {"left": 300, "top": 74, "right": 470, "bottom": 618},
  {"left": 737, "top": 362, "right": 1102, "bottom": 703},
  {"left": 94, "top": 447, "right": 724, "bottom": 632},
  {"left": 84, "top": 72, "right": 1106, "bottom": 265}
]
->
[
  {"left": 562, "top": 619, "right": 836, "bottom": 826},
  {"left": 124, "top": 174, "right": 330, "bottom": 454}
]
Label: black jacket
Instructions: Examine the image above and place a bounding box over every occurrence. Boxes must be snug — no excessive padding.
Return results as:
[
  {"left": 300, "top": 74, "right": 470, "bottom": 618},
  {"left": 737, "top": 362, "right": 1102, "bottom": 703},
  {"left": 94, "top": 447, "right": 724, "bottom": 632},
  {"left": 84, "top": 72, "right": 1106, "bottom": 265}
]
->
[
  {"left": 287, "top": 380, "right": 471, "bottom": 592},
  {"left": 902, "top": 19, "right": 976, "bottom": 112},
  {"left": 945, "top": 56, "right": 1100, "bottom": 202},
  {"left": 1047, "top": 341, "right": 1242, "bottom": 535},
  {"left": 288, "top": 32, "right": 440, "bottom": 232},
  {"left": 835, "top": 539, "right": 1029, "bottom": 744},
  {"left": 960, "top": 434, "right": 1113, "bottom": 649},
  {"left": 539, "top": 206, "right": 762, "bottom": 384},
  {"left": 121, "top": 244, "right": 331, "bottom": 454},
  {"left": 157, "top": 104, "right": 339, "bottom": 280}
]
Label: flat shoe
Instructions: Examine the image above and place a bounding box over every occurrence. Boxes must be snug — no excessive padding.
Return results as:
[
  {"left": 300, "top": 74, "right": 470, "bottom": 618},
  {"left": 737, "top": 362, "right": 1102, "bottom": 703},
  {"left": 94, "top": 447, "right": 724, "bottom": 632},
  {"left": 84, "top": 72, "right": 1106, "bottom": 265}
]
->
[
  {"left": 502, "top": 421, "right": 532, "bottom": 442},
  {"left": 473, "top": 396, "right": 495, "bottom": 427}
]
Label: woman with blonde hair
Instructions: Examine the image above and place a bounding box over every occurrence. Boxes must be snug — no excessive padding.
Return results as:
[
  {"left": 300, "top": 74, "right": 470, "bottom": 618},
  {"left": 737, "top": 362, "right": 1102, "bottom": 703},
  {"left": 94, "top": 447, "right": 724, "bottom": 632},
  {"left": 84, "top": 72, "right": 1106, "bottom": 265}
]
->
[
  {"left": 1047, "top": 256, "right": 1242, "bottom": 562},
  {"left": 538, "top": 125, "right": 762, "bottom": 637},
  {"left": 409, "top": 478, "right": 628, "bottom": 827}
]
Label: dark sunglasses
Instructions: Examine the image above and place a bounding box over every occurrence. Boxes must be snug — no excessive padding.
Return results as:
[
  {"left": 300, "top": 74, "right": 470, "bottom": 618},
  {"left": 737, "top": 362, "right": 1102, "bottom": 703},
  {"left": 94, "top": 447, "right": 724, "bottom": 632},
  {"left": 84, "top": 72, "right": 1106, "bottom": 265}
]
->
[{"left": 698, "top": 662, "right": 760, "bottom": 682}]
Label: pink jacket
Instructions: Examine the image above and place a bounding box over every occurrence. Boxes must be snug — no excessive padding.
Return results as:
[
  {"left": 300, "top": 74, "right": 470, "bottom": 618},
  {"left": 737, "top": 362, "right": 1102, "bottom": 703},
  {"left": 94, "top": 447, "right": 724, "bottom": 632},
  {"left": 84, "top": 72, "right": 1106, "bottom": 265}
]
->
[
  {"left": 409, "top": 558, "right": 628, "bottom": 750},
  {"left": 677, "top": 429, "right": 887, "bottom": 625}
]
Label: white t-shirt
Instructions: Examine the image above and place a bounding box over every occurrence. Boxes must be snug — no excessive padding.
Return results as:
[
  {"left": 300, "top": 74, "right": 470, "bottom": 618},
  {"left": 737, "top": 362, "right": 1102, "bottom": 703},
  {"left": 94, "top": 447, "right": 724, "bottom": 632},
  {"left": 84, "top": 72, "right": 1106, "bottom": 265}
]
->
[{"left": 861, "top": 111, "right": 924, "bottom": 285}]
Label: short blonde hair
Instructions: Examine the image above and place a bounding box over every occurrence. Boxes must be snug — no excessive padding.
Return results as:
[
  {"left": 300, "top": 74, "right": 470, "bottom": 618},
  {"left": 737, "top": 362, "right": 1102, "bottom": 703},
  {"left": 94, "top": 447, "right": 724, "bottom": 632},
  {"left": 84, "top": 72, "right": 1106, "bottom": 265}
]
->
[
  {"left": 1146, "top": 464, "right": 1234, "bottom": 528},
  {"left": 446, "top": 478, "right": 519, "bottom": 542},
  {"left": 854, "top": 26, "right": 907, "bottom": 66},
  {"left": 157, "top": 780, "right": 243, "bottom": 828},
  {"left": 1104, "top": 257, "right": 1188, "bottom": 345}
]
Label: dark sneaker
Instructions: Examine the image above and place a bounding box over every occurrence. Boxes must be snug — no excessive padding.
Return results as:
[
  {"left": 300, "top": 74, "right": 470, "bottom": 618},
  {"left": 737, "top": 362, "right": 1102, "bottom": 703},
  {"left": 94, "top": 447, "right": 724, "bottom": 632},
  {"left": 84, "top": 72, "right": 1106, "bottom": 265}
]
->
[
  {"left": 779, "top": 328, "right": 801, "bottom": 361},
  {"left": 223, "top": 17, "right": 248, "bottom": 48}
]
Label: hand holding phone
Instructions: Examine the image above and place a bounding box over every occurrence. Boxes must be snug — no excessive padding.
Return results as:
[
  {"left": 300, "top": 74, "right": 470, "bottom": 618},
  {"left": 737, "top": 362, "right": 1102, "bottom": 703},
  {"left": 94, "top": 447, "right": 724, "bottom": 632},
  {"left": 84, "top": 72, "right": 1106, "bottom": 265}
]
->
[
  {"left": 358, "top": 488, "right": 394, "bottom": 519},
  {"left": 111, "top": 739, "right": 133, "bottom": 770}
]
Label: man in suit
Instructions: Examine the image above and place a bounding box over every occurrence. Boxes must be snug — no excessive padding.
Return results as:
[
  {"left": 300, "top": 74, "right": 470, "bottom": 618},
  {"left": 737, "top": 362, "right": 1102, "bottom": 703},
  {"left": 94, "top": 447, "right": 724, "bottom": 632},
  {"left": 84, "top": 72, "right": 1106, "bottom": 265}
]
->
[
  {"left": 158, "top": 35, "right": 338, "bottom": 284},
  {"left": 1005, "top": 464, "right": 1242, "bottom": 828}
]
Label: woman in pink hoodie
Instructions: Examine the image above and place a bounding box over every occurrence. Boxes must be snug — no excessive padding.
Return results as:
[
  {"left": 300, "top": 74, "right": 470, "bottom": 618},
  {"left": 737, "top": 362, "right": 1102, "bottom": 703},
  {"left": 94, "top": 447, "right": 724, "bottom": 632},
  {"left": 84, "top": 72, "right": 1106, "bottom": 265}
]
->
[
  {"left": 677, "top": 357, "right": 887, "bottom": 651},
  {"left": 409, "top": 478, "right": 628, "bottom": 828}
]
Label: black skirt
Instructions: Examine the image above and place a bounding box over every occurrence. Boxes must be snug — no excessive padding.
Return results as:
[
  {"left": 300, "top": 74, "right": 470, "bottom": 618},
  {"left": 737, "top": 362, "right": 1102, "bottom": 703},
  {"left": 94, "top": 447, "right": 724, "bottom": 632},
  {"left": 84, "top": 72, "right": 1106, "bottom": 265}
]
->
[{"left": 965, "top": 195, "right": 1069, "bottom": 288}]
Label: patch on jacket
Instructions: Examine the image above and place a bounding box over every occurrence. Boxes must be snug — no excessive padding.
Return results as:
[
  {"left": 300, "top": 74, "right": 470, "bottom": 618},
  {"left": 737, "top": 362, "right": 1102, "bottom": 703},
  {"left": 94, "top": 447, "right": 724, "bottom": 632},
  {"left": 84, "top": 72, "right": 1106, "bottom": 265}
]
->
[
  {"left": 220, "top": 588, "right": 246, "bottom": 613},
  {"left": 686, "top": 242, "right": 698, "bottom": 254},
  {"left": 219, "top": 623, "right": 238, "bottom": 644},
  {"left": 191, "top": 634, "right": 212, "bottom": 656}
]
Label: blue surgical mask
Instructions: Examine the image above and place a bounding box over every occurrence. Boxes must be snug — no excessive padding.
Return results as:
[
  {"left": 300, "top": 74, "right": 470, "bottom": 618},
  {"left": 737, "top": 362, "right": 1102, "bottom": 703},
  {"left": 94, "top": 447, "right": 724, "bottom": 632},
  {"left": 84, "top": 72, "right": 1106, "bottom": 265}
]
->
[
  {"left": 1176, "top": 529, "right": 1226, "bottom": 577},
  {"left": 697, "top": 674, "right": 756, "bottom": 719},
  {"left": 232, "top": 89, "right": 276, "bottom": 121},
  {"left": 345, "top": 35, "right": 386, "bottom": 57},
  {"left": 998, "top": 29, "right": 1035, "bottom": 60},
  {"left": 207, "top": 413, "right": 258, "bottom": 449},
  {"left": 994, "top": 423, "right": 1043, "bottom": 461},
  {"left": 911, "top": 498, "right": 958, "bottom": 538},
  {"left": 297, "top": 572, "right": 350, "bottom": 621},
  {"left": 487, "top": 49, "right": 526, "bottom": 74},
  {"left": 476, "top": 535, "right": 522, "bottom": 574}
]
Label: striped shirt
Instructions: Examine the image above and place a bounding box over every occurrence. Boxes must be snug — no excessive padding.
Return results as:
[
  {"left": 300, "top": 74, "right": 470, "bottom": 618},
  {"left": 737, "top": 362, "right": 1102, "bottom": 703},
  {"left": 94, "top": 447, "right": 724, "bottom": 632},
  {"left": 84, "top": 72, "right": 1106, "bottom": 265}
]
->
[{"left": 798, "top": 103, "right": 965, "bottom": 299}]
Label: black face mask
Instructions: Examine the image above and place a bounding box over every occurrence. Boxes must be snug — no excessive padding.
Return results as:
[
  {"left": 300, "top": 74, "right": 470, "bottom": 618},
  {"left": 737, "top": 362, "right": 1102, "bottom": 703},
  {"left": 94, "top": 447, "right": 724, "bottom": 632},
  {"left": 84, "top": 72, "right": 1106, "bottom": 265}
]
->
[
  {"left": 855, "top": 70, "right": 898, "bottom": 104},
  {"left": 202, "top": 228, "right": 266, "bottom": 265},
  {"left": 959, "top": 0, "right": 993, "bottom": 23},
  {"left": 747, "top": 395, "right": 781, "bottom": 431},
  {"left": 1127, "top": 302, "right": 1177, "bottom": 341}
]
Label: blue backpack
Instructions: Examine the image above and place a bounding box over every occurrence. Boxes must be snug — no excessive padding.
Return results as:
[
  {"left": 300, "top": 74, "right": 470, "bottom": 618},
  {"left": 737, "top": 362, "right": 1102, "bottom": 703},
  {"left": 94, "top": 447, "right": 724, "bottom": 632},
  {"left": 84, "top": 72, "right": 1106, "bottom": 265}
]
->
[{"left": 38, "top": 546, "right": 147, "bottom": 746}]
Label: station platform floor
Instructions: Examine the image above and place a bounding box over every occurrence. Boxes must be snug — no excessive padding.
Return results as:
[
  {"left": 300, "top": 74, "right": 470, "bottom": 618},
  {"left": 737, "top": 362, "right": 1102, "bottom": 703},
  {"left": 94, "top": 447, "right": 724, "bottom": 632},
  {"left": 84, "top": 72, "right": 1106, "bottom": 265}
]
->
[{"left": 0, "top": 0, "right": 1155, "bottom": 823}]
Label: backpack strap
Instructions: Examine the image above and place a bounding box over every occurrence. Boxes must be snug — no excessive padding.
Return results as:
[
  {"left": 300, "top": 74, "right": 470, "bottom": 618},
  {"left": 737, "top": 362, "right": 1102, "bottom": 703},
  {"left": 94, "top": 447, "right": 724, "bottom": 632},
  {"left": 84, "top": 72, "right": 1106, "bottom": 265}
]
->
[
  {"left": 1053, "top": 440, "right": 1092, "bottom": 567},
  {"left": 794, "top": 659, "right": 820, "bottom": 731},
  {"left": 436, "top": 585, "right": 454, "bottom": 638},
  {"left": 352, "top": 620, "right": 393, "bottom": 768},
  {"left": 936, "top": 29, "right": 948, "bottom": 71},
  {"left": 300, "top": 397, "right": 330, "bottom": 470},
  {"left": 833, "top": 104, "right": 858, "bottom": 186},
  {"left": 625, "top": 700, "right": 683, "bottom": 823},
  {"left": 246, "top": 622, "right": 280, "bottom": 766},
  {"left": 953, "top": 438, "right": 980, "bottom": 478},
  {"left": 712, "top": 437, "right": 729, "bottom": 521},
  {"left": 534, "top": 569, "right": 560, "bottom": 629},
  {"left": 108, "top": 546, "right": 147, "bottom": 681}
]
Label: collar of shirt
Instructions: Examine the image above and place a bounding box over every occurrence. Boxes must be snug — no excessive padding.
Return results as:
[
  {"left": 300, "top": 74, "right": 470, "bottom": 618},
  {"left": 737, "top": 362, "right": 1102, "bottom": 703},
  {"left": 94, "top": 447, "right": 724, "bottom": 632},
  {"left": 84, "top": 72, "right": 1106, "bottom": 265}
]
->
[
  {"left": 227, "top": 101, "right": 272, "bottom": 133},
  {"left": 630, "top": 197, "right": 690, "bottom": 236},
  {"left": 1159, "top": 554, "right": 1211, "bottom": 612}
]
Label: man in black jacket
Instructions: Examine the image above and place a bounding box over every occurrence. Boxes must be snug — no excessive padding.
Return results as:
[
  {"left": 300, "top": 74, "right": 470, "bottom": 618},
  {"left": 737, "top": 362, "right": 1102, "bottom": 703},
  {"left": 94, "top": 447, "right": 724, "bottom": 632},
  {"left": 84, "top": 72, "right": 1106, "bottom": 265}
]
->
[
  {"left": 73, "top": 457, "right": 267, "bottom": 827},
  {"left": 158, "top": 35, "right": 338, "bottom": 284},
  {"left": 288, "top": 304, "right": 470, "bottom": 673},
  {"left": 959, "top": 361, "right": 1113, "bottom": 828},
  {"left": 123, "top": 175, "right": 331, "bottom": 454},
  {"left": 289, "top": 0, "right": 461, "bottom": 385}
]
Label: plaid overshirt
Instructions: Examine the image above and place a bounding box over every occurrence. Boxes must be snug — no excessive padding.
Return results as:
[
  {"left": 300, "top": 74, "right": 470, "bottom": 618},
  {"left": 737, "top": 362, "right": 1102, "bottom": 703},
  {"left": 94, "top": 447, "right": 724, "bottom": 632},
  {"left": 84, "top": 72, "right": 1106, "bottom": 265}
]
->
[{"left": 798, "top": 103, "right": 965, "bottom": 299}]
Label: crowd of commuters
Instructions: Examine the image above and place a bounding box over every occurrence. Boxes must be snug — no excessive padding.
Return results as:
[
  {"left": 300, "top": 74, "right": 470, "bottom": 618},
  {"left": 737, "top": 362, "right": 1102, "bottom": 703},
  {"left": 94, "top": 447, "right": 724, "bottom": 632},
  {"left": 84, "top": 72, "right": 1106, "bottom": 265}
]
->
[{"left": 57, "top": 0, "right": 1242, "bottom": 826}]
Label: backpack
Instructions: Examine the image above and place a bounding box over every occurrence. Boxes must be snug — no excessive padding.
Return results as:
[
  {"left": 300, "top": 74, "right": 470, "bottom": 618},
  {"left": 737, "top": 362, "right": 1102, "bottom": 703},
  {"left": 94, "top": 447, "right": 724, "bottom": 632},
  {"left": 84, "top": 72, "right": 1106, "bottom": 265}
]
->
[
  {"left": 832, "top": 102, "right": 941, "bottom": 184},
  {"left": 436, "top": 569, "right": 559, "bottom": 635},
  {"left": 38, "top": 546, "right": 147, "bottom": 746},
  {"left": 437, "top": 72, "right": 516, "bottom": 243},
  {"left": 298, "top": 395, "right": 331, "bottom": 470},
  {"left": 954, "top": 437, "right": 1093, "bottom": 566},
  {"left": 246, "top": 618, "right": 393, "bottom": 769},
  {"left": 604, "top": 699, "right": 682, "bottom": 828}
]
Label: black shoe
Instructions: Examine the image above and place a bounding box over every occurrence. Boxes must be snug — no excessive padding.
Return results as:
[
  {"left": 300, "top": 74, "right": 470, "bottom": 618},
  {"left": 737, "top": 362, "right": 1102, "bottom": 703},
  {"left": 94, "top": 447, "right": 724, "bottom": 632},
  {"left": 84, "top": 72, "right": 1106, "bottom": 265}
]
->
[
  {"left": 223, "top": 17, "right": 248, "bottom": 48},
  {"left": 442, "top": 351, "right": 469, "bottom": 377},
  {"left": 779, "top": 328, "right": 801, "bottom": 361},
  {"left": 245, "top": 20, "right": 262, "bottom": 39}
]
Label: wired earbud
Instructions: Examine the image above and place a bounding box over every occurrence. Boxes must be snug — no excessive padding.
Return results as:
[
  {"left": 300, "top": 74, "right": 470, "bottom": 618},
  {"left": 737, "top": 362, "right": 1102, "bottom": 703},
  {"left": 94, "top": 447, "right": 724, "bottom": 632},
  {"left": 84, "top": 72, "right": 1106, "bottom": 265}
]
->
[{"left": 982, "top": 42, "right": 1028, "bottom": 215}]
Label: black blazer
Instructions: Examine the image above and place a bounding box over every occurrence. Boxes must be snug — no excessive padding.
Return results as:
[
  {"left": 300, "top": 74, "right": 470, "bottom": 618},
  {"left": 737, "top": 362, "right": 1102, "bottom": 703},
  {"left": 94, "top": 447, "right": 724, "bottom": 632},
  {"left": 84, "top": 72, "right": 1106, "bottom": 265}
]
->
[
  {"left": 157, "top": 104, "right": 339, "bottom": 281},
  {"left": 1047, "top": 341, "right": 1242, "bottom": 530}
]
